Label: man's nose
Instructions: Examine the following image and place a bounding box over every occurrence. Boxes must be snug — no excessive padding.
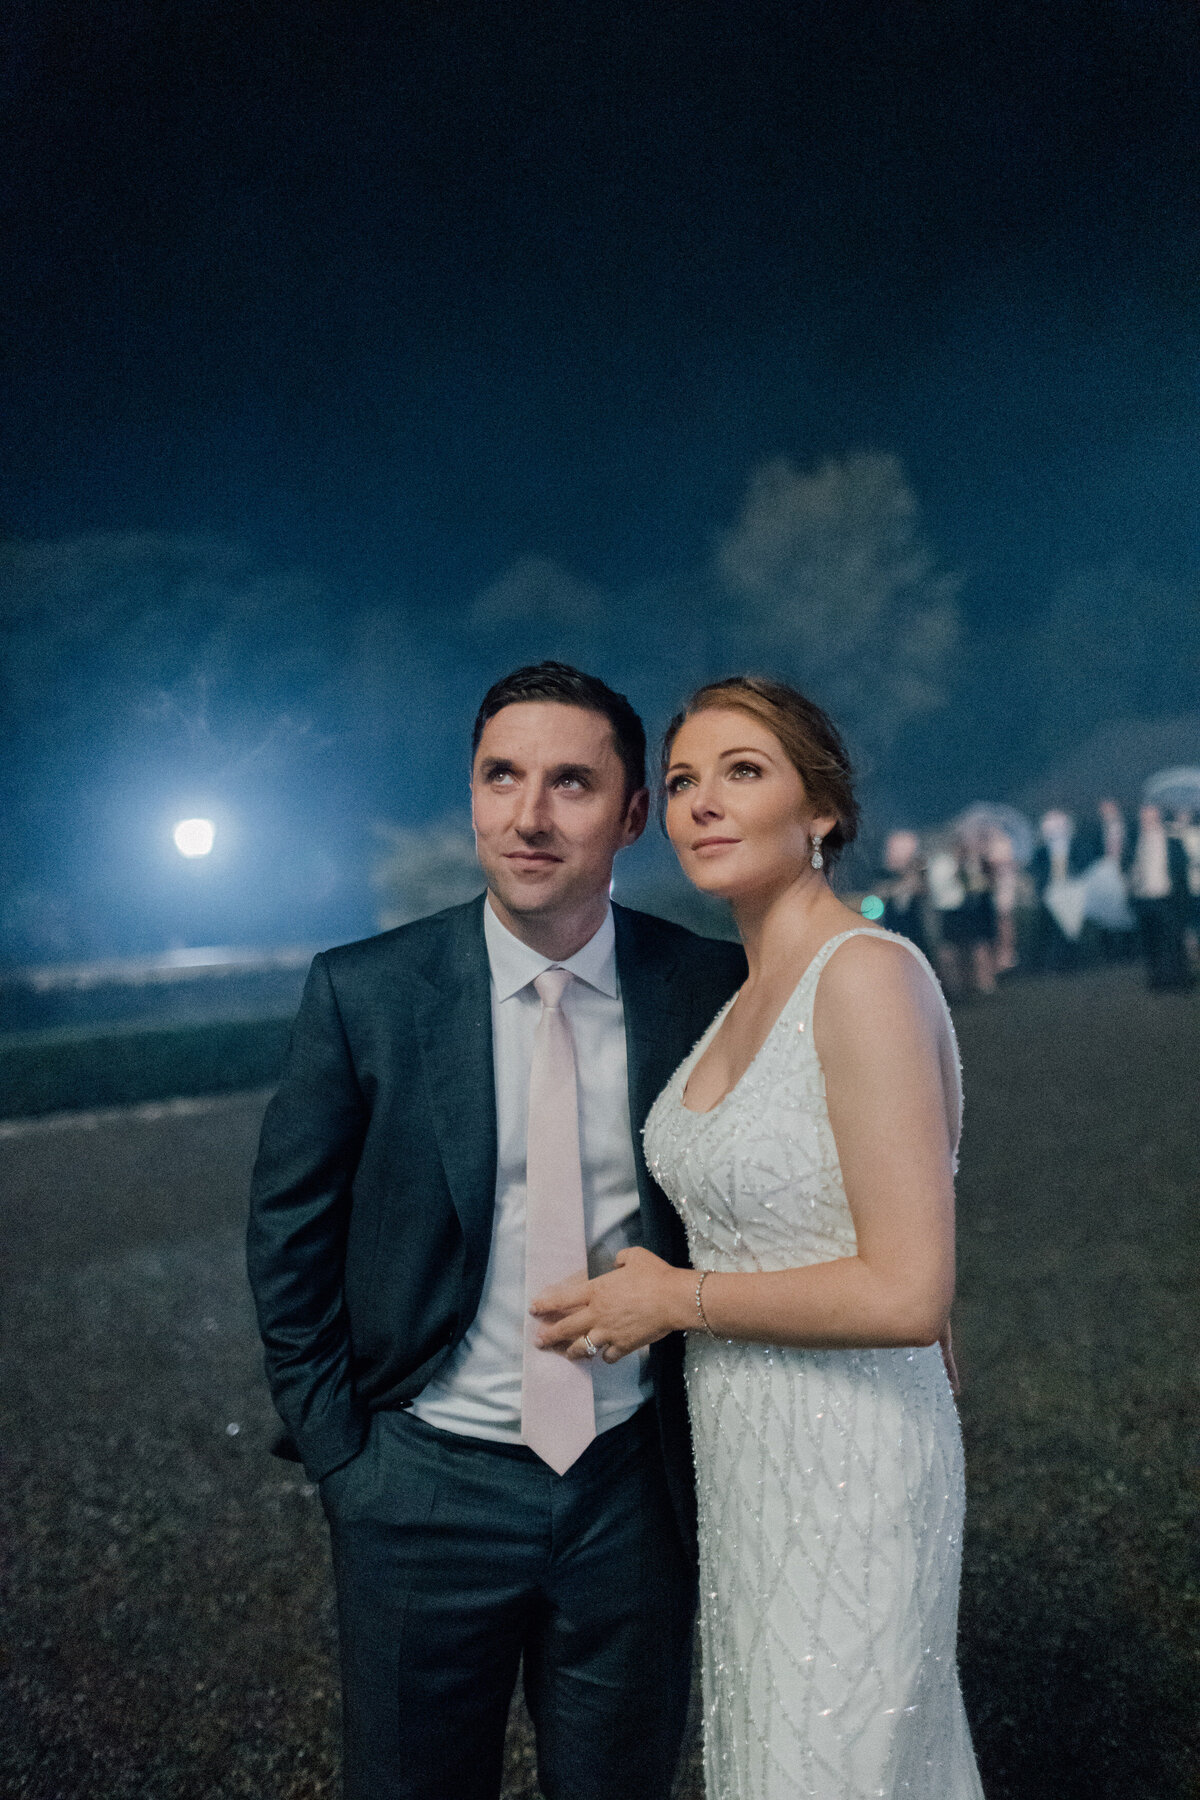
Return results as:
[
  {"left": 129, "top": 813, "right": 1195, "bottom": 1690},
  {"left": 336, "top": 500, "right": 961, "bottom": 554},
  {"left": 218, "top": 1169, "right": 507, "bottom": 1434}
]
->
[{"left": 515, "top": 782, "right": 553, "bottom": 835}]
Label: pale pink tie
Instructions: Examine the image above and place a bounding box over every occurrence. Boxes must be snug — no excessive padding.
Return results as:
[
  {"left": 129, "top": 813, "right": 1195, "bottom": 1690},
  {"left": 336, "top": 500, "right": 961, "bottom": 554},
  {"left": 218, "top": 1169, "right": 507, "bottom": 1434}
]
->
[{"left": 522, "top": 967, "right": 596, "bottom": 1474}]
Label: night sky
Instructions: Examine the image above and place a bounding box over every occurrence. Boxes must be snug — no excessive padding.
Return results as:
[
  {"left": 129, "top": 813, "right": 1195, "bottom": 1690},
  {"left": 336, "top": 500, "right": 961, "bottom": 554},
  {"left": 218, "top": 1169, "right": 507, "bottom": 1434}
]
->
[{"left": 3, "top": 1, "right": 1199, "bottom": 956}]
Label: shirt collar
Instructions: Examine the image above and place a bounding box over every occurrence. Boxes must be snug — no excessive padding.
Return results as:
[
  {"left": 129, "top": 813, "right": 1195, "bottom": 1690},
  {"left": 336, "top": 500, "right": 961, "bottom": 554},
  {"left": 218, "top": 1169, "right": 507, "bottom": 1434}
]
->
[{"left": 483, "top": 895, "right": 618, "bottom": 1001}]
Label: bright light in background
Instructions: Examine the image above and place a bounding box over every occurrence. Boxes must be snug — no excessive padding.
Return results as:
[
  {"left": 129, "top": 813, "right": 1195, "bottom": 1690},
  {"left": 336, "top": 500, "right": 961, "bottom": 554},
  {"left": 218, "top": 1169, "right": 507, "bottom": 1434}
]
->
[{"left": 174, "top": 818, "right": 215, "bottom": 858}]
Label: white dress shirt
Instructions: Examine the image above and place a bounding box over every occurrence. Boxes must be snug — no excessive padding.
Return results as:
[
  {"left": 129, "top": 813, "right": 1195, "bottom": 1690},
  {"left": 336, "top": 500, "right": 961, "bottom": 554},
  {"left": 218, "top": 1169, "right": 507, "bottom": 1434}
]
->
[
  {"left": 1131, "top": 823, "right": 1171, "bottom": 900},
  {"left": 411, "top": 898, "right": 651, "bottom": 1443}
]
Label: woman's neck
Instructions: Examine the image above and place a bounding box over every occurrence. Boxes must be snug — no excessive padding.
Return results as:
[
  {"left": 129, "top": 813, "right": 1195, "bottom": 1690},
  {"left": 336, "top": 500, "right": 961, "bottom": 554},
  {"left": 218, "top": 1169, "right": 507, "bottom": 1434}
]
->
[{"left": 731, "top": 867, "right": 852, "bottom": 984}]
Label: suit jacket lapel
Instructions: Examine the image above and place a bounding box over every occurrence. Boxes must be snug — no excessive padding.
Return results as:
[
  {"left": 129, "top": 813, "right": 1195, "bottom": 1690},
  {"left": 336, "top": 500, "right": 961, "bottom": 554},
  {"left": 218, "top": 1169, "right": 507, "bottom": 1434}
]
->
[
  {"left": 411, "top": 897, "right": 498, "bottom": 1302},
  {"left": 613, "top": 905, "right": 693, "bottom": 1228}
]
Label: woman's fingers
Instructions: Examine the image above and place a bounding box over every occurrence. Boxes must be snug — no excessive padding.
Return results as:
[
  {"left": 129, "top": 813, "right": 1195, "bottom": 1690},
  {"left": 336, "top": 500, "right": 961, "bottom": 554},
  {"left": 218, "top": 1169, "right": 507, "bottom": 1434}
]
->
[
  {"left": 533, "top": 1252, "right": 674, "bottom": 1359},
  {"left": 530, "top": 1273, "right": 591, "bottom": 1316},
  {"left": 535, "top": 1310, "right": 636, "bottom": 1361},
  {"left": 534, "top": 1307, "right": 591, "bottom": 1349},
  {"left": 565, "top": 1333, "right": 629, "bottom": 1363}
]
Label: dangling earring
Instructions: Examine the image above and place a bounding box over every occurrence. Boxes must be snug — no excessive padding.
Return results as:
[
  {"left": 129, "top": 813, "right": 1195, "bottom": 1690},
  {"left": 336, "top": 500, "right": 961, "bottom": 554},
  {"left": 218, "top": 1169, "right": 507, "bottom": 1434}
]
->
[{"left": 810, "top": 832, "right": 824, "bottom": 871}]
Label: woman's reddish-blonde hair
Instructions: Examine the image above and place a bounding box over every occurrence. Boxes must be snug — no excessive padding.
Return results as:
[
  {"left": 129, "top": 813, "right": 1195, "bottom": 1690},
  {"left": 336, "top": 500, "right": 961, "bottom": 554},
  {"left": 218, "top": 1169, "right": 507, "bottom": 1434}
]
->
[{"left": 661, "top": 675, "right": 859, "bottom": 865}]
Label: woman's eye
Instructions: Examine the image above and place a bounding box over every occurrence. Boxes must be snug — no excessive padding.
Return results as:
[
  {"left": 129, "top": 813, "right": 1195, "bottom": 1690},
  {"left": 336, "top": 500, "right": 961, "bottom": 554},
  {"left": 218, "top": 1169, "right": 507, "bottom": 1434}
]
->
[
  {"left": 666, "top": 775, "right": 693, "bottom": 795},
  {"left": 729, "top": 762, "right": 763, "bottom": 779}
]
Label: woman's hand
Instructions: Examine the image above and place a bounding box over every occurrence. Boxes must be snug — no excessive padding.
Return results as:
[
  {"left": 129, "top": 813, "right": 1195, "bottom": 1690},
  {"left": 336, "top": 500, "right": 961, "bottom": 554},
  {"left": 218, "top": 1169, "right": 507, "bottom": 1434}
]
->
[{"left": 530, "top": 1247, "right": 695, "bottom": 1363}]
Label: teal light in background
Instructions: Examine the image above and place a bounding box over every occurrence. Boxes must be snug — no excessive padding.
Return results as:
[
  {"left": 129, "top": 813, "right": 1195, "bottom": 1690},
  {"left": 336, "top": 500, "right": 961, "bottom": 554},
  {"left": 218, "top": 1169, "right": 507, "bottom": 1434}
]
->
[{"left": 860, "top": 894, "right": 885, "bottom": 921}]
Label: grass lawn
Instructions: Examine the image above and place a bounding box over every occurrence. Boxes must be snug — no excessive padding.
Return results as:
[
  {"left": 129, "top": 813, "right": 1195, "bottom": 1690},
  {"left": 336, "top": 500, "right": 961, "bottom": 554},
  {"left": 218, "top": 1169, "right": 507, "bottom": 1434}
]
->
[{"left": 0, "top": 964, "right": 1195, "bottom": 1798}]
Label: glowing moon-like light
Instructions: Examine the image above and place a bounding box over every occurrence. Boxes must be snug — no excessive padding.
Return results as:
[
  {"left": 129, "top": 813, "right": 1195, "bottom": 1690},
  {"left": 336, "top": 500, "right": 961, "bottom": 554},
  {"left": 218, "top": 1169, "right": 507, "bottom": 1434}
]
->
[{"left": 174, "top": 818, "right": 215, "bottom": 857}]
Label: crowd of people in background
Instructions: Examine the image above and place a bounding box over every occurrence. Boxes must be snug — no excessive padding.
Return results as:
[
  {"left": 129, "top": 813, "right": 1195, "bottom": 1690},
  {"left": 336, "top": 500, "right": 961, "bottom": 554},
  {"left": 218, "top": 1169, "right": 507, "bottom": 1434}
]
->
[{"left": 875, "top": 799, "right": 1200, "bottom": 998}]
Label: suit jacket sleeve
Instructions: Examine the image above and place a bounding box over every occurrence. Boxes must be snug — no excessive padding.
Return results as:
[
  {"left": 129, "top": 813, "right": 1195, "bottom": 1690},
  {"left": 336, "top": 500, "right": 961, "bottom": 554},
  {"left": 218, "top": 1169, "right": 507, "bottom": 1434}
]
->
[
  {"left": 246, "top": 953, "right": 370, "bottom": 1481},
  {"left": 1170, "top": 836, "right": 1191, "bottom": 907}
]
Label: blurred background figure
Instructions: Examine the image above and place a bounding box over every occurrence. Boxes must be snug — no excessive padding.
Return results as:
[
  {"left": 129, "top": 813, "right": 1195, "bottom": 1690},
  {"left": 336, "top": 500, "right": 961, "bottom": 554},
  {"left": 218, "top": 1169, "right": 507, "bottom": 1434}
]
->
[
  {"left": 951, "top": 803, "right": 1034, "bottom": 980},
  {"left": 1079, "top": 798, "right": 1137, "bottom": 963},
  {"left": 1097, "top": 798, "right": 1128, "bottom": 865},
  {"left": 929, "top": 824, "right": 998, "bottom": 997},
  {"left": 1172, "top": 809, "right": 1200, "bottom": 972},
  {"left": 1127, "top": 804, "right": 1193, "bottom": 992},
  {"left": 1030, "top": 810, "right": 1089, "bottom": 974},
  {"left": 985, "top": 827, "right": 1019, "bottom": 976},
  {"left": 955, "top": 821, "right": 1000, "bottom": 994},
  {"left": 877, "top": 828, "right": 932, "bottom": 959},
  {"left": 927, "top": 839, "right": 966, "bottom": 998}
]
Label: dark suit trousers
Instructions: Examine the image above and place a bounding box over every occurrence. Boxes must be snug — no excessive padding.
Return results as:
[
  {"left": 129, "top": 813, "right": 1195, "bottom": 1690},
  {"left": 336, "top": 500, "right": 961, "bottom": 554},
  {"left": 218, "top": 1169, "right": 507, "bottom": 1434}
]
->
[
  {"left": 1133, "top": 897, "right": 1193, "bottom": 991},
  {"left": 322, "top": 1405, "right": 696, "bottom": 1800}
]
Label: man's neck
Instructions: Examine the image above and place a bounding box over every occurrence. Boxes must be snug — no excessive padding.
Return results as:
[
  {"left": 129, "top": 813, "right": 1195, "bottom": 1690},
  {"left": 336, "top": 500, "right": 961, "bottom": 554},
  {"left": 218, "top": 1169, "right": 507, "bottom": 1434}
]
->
[{"left": 486, "top": 887, "right": 611, "bottom": 963}]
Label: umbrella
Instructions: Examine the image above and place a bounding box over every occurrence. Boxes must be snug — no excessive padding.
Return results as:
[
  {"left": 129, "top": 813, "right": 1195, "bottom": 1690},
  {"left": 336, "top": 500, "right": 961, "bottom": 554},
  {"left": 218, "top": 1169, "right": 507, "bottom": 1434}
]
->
[
  {"left": 952, "top": 803, "right": 1036, "bottom": 867},
  {"left": 1143, "top": 766, "right": 1200, "bottom": 815}
]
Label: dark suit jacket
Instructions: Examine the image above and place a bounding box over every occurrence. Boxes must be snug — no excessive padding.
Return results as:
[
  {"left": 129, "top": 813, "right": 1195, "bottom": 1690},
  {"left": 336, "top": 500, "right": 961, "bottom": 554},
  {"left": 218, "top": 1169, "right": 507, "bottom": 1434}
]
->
[
  {"left": 1029, "top": 836, "right": 1093, "bottom": 897},
  {"left": 1122, "top": 832, "right": 1191, "bottom": 915},
  {"left": 246, "top": 894, "right": 746, "bottom": 1559}
]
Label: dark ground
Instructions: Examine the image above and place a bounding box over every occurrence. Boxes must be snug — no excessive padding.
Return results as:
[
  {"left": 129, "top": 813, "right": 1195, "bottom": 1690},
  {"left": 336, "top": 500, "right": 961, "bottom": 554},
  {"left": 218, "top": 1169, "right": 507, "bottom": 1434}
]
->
[{"left": 0, "top": 965, "right": 1196, "bottom": 1799}]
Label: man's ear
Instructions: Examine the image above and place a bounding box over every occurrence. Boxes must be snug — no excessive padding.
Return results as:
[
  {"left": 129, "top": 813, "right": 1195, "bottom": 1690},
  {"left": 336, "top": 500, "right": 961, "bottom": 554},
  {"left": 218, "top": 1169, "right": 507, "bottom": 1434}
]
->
[{"left": 623, "top": 787, "right": 650, "bottom": 846}]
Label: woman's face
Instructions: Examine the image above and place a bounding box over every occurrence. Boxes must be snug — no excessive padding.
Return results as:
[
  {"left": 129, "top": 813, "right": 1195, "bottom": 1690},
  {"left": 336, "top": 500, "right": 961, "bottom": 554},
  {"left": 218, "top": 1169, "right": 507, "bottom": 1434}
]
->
[{"left": 664, "top": 707, "right": 836, "bottom": 903}]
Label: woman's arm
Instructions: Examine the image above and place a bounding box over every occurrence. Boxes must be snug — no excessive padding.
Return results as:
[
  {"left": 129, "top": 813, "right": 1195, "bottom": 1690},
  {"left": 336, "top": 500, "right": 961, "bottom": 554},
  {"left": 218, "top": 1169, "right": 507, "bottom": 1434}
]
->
[{"left": 532, "top": 937, "right": 957, "bottom": 1360}]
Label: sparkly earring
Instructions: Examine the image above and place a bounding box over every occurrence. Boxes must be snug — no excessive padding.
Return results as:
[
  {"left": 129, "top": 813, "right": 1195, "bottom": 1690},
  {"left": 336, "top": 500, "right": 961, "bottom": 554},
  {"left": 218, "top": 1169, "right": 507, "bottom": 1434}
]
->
[{"left": 810, "top": 832, "right": 824, "bottom": 871}]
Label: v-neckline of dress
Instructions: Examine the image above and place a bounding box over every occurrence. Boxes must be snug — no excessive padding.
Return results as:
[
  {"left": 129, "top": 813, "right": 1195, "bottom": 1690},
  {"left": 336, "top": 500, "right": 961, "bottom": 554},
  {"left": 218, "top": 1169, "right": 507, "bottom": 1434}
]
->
[{"left": 678, "top": 927, "right": 866, "bottom": 1118}]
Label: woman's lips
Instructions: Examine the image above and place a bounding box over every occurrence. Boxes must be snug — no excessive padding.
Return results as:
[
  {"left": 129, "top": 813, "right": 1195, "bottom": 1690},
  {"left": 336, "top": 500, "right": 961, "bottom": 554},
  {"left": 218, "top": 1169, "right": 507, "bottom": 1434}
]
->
[{"left": 691, "top": 837, "right": 741, "bottom": 853}]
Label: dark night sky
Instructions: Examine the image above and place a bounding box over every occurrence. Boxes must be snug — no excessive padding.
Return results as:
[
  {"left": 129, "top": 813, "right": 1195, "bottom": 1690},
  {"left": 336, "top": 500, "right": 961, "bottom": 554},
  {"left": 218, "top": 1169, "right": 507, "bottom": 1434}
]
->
[
  {"left": 2, "top": 0, "right": 1199, "bottom": 954},
  {"left": 6, "top": 1, "right": 1199, "bottom": 596}
]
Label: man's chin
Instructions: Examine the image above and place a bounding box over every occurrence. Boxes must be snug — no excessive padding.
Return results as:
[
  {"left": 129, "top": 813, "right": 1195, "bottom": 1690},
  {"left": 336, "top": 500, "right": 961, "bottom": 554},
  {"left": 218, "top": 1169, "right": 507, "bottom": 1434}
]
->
[{"left": 486, "top": 872, "right": 573, "bottom": 918}]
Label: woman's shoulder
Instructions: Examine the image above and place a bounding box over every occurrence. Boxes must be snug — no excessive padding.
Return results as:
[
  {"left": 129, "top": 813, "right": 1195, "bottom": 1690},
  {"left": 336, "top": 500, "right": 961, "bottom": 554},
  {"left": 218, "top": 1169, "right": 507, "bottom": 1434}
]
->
[
  {"left": 812, "top": 928, "right": 945, "bottom": 1023},
  {"left": 817, "top": 921, "right": 927, "bottom": 973}
]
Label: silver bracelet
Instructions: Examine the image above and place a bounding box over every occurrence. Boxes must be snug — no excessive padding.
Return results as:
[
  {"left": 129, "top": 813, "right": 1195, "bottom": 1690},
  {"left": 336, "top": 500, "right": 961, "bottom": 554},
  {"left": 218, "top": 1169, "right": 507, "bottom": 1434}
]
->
[{"left": 694, "top": 1271, "right": 719, "bottom": 1340}]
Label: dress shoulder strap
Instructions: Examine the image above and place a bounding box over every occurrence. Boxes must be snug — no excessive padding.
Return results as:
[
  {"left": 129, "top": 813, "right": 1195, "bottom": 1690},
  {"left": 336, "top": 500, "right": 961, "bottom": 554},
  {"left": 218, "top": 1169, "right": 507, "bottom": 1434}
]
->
[{"left": 799, "top": 926, "right": 963, "bottom": 1159}]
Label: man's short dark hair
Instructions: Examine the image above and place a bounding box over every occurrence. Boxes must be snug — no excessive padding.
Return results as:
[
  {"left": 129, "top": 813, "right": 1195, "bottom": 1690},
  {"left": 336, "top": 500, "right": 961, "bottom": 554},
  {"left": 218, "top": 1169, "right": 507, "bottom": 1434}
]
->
[{"left": 472, "top": 662, "right": 647, "bottom": 799}]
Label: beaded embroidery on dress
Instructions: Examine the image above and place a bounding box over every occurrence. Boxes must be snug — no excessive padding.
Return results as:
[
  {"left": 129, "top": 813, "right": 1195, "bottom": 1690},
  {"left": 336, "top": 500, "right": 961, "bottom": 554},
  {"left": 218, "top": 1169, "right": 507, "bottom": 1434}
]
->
[{"left": 643, "top": 928, "right": 983, "bottom": 1800}]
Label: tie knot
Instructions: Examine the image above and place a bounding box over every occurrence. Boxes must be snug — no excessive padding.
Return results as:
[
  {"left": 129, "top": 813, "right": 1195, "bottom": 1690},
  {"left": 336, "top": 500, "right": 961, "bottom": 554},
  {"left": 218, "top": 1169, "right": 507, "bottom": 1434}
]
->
[{"left": 534, "top": 968, "right": 571, "bottom": 1009}]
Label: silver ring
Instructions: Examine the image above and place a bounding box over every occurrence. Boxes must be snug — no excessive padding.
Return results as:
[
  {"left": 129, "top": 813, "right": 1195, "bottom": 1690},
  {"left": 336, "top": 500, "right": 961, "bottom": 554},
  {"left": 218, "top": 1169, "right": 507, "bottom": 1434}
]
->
[{"left": 582, "top": 1334, "right": 600, "bottom": 1358}]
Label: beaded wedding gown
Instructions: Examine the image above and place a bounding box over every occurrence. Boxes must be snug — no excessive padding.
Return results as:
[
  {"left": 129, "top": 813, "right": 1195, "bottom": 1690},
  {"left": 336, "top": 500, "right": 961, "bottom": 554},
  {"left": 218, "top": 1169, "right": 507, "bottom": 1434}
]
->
[{"left": 643, "top": 928, "right": 983, "bottom": 1800}]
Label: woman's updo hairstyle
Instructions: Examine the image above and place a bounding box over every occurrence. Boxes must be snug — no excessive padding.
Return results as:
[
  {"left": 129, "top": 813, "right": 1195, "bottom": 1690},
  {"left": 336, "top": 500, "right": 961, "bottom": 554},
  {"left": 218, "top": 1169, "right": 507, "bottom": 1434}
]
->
[{"left": 661, "top": 675, "right": 860, "bottom": 868}]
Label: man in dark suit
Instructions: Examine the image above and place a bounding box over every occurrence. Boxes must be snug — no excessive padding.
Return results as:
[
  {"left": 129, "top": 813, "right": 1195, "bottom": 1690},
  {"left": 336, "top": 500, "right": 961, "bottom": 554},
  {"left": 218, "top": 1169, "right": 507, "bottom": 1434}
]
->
[
  {"left": 246, "top": 662, "right": 746, "bottom": 1800},
  {"left": 1126, "top": 802, "right": 1193, "bottom": 991},
  {"left": 1028, "top": 808, "right": 1091, "bottom": 973}
]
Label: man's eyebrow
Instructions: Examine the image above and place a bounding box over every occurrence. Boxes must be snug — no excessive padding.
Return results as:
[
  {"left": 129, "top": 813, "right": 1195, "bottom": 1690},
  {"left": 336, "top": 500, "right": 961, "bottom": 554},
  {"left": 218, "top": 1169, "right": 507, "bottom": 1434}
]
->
[{"left": 477, "top": 757, "right": 599, "bottom": 778}]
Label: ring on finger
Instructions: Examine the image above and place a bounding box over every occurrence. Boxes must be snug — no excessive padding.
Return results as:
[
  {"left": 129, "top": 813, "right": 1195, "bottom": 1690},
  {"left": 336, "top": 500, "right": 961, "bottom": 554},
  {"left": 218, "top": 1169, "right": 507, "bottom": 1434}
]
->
[{"left": 582, "top": 1334, "right": 600, "bottom": 1359}]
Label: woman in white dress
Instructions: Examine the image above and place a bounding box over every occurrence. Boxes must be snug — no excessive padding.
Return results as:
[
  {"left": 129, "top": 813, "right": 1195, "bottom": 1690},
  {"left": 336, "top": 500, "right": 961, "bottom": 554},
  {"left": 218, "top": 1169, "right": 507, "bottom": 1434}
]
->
[{"left": 532, "top": 677, "right": 984, "bottom": 1799}]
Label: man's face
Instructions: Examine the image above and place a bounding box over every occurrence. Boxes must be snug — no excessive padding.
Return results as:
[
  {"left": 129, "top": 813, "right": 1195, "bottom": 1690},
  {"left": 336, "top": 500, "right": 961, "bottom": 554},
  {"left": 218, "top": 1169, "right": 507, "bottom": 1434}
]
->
[{"left": 471, "top": 702, "right": 647, "bottom": 924}]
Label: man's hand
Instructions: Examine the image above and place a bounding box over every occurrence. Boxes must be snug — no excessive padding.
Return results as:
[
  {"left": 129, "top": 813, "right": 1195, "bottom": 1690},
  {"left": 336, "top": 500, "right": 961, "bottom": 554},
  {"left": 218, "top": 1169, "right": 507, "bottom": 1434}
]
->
[{"left": 530, "top": 1247, "right": 693, "bottom": 1363}]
